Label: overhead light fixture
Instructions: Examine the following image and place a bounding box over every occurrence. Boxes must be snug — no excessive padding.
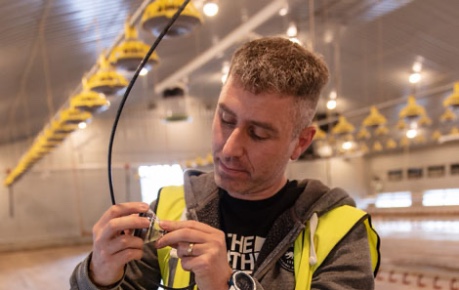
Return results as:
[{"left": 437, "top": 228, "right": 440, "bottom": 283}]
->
[
  {"left": 109, "top": 22, "right": 159, "bottom": 72},
  {"left": 78, "top": 122, "right": 88, "bottom": 129},
  {"left": 443, "top": 82, "right": 459, "bottom": 111},
  {"left": 141, "top": 0, "right": 203, "bottom": 38},
  {"left": 406, "top": 128, "right": 418, "bottom": 139},
  {"left": 326, "top": 90, "right": 337, "bottom": 110},
  {"left": 409, "top": 72, "right": 421, "bottom": 84},
  {"left": 139, "top": 67, "right": 149, "bottom": 76},
  {"left": 287, "top": 22, "right": 298, "bottom": 38},
  {"left": 86, "top": 55, "right": 128, "bottom": 96},
  {"left": 362, "top": 106, "right": 387, "bottom": 129},
  {"left": 203, "top": 0, "right": 219, "bottom": 17},
  {"left": 278, "top": 3, "right": 289, "bottom": 16}
]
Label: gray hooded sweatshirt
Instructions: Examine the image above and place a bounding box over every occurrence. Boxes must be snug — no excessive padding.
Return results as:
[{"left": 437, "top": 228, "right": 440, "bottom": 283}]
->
[{"left": 70, "top": 170, "right": 376, "bottom": 290}]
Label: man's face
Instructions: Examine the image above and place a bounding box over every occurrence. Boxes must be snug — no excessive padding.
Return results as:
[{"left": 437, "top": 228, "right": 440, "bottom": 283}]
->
[{"left": 211, "top": 76, "right": 313, "bottom": 200}]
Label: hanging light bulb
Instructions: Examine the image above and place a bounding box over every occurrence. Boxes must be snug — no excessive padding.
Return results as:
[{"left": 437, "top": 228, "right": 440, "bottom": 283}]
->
[
  {"left": 326, "top": 90, "right": 337, "bottom": 110},
  {"left": 406, "top": 128, "right": 418, "bottom": 139},
  {"left": 287, "top": 22, "right": 298, "bottom": 38},
  {"left": 409, "top": 72, "right": 421, "bottom": 84},
  {"left": 78, "top": 122, "right": 88, "bottom": 129},
  {"left": 203, "top": 0, "right": 219, "bottom": 17}
]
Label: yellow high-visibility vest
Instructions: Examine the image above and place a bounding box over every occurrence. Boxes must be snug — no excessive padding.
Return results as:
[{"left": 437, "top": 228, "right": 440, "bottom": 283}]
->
[{"left": 155, "top": 186, "right": 380, "bottom": 290}]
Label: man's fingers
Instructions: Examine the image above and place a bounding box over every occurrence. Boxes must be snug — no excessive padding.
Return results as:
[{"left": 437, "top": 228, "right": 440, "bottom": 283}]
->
[
  {"left": 98, "top": 214, "right": 151, "bottom": 241},
  {"left": 160, "top": 220, "right": 217, "bottom": 234},
  {"left": 100, "top": 202, "right": 150, "bottom": 224},
  {"left": 103, "top": 234, "right": 145, "bottom": 256}
]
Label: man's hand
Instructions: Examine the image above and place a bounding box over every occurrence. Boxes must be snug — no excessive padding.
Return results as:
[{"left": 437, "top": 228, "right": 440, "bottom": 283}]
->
[
  {"left": 155, "top": 220, "right": 233, "bottom": 290},
  {"left": 89, "top": 202, "right": 151, "bottom": 287}
]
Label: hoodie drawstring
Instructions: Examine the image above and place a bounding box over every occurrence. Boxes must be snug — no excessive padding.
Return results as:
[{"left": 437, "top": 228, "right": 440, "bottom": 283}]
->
[{"left": 309, "top": 212, "right": 318, "bottom": 266}]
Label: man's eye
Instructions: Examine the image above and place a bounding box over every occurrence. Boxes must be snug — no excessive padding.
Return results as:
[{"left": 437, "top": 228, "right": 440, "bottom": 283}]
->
[
  {"left": 220, "top": 111, "right": 235, "bottom": 125},
  {"left": 249, "top": 127, "right": 269, "bottom": 141}
]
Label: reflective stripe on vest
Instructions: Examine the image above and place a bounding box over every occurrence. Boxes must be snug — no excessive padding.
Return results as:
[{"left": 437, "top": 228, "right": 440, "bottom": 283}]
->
[
  {"left": 293, "top": 205, "right": 380, "bottom": 290},
  {"left": 156, "top": 186, "right": 380, "bottom": 290}
]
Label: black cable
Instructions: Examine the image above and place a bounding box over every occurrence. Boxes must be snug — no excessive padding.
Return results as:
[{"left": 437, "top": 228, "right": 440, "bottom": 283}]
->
[
  {"left": 107, "top": 1, "right": 196, "bottom": 289},
  {"left": 108, "top": 0, "right": 191, "bottom": 205}
]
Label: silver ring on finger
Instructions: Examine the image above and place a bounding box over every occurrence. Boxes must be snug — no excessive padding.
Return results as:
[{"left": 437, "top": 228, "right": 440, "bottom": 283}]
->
[{"left": 186, "top": 242, "right": 194, "bottom": 256}]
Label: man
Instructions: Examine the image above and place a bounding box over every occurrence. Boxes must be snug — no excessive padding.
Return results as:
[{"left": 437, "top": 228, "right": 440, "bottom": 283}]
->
[{"left": 71, "top": 36, "right": 380, "bottom": 290}]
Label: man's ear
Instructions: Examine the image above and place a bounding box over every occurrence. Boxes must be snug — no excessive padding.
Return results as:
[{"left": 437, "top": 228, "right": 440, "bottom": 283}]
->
[{"left": 290, "top": 126, "right": 316, "bottom": 161}]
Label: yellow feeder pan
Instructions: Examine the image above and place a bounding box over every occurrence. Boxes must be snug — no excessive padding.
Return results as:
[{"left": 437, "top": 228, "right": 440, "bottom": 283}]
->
[
  {"left": 395, "top": 119, "right": 407, "bottom": 130},
  {"left": 44, "top": 128, "right": 68, "bottom": 142},
  {"left": 418, "top": 114, "right": 432, "bottom": 127},
  {"left": 60, "top": 107, "right": 92, "bottom": 125},
  {"left": 443, "top": 82, "right": 459, "bottom": 110},
  {"left": 414, "top": 134, "right": 426, "bottom": 144},
  {"left": 141, "top": 0, "right": 203, "bottom": 38},
  {"left": 70, "top": 88, "right": 110, "bottom": 113},
  {"left": 450, "top": 127, "right": 459, "bottom": 135},
  {"left": 356, "top": 127, "right": 370, "bottom": 140},
  {"left": 432, "top": 130, "right": 442, "bottom": 141},
  {"left": 440, "top": 108, "right": 457, "bottom": 123},
  {"left": 360, "top": 143, "right": 369, "bottom": 154},
  {"left": 109, "top": 22, "right": 159, "bottom": 72},
  {"left": 400, "top": 137, "right": 410, "bottom": 148},
  {"left": 35, "top": 135, "right": 60, "bottom": 148},
  {"left": 372, "top": 141, "right": 383, "bottom": 152},
  {"left": 399, "top": 95, "right": 426, "bottom": 122},
  {"left": 362, "top": 106, "right": 387, "bottom": 129},
  {"left": 386, "top": 139, "right": 397, "bottom": 149},
  {"left": 332, "top": 116, "right": 355, "bottom": 135},
  {"left": 374, "top": 125, "right": 389, "bottom": 136},
  {"left": 313, "top": 124, "right": 327, "bottom": 140},
  {"left": 86, "top": 55, "right": 128, "bottom": 95},
  {"left": 51, "top": 120, "right": 78, "bottom": 134}
]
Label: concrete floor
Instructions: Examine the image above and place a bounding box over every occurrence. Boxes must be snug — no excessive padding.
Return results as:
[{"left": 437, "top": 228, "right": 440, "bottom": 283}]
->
[{"left": 1, "top": 218, "right": 458, "bottom": 290}]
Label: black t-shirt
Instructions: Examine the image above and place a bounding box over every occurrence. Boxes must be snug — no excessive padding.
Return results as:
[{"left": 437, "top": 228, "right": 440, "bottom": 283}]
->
[{"left": 219, "top": 180, "right": 302, "bottom": 273}]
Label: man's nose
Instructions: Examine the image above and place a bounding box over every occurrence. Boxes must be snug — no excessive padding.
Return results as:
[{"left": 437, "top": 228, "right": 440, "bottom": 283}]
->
[{"left": 221, "top": 128, "right": 245, "bottom": 158}]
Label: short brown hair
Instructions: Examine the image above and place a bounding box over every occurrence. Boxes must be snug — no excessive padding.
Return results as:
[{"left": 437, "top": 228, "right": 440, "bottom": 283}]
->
[{"left": 228, "top": 37, "right": 329, "bottom": 135}]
